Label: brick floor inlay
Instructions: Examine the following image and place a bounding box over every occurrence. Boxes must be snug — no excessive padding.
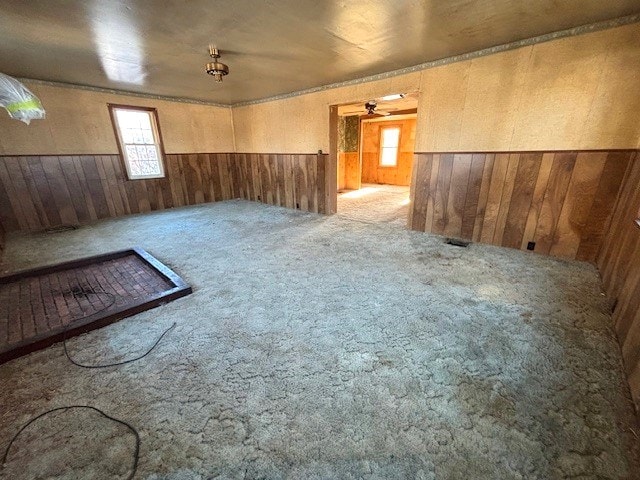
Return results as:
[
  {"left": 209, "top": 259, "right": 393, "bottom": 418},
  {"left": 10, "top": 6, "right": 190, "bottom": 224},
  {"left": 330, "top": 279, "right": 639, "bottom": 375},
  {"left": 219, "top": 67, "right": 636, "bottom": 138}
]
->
[{"left": 0, "top": 248, "right": 191, "bottom": 364}]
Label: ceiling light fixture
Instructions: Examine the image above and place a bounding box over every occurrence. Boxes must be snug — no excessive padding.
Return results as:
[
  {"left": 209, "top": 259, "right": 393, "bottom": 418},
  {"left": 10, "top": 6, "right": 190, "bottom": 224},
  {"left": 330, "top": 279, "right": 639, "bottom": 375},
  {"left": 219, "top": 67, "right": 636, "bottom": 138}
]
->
[
  {"left": 205, "top": 46, "right": 229, "bottom": 82},
  {"left": 381, "top": 93, "right": 405, "bottom": 101}
]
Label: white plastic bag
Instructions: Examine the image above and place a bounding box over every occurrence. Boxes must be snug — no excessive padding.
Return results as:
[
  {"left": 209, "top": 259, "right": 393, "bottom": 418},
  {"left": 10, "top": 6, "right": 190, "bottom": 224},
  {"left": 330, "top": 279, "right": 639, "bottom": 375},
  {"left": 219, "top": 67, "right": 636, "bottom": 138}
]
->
[{"left": 0, "top": 73, "right": 45, "bottom": 125}]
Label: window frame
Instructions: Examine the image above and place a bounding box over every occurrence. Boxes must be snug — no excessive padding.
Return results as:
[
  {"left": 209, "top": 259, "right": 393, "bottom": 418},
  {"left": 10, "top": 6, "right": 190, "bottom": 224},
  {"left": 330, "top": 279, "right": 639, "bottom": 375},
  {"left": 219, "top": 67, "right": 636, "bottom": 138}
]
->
[
  {"left": 108, "top": 104, "right": 167, "bottom": 180},
  {"left": 378, "top": 125, "right": 402, "bottom": 168}
]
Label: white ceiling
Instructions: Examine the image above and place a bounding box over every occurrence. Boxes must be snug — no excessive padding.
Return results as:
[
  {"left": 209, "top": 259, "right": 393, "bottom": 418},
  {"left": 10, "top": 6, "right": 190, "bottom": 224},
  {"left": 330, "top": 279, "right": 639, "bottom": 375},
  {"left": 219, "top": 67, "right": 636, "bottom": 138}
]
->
[{"left": 0, "top": 1, "right": 639, "bottom": 105}]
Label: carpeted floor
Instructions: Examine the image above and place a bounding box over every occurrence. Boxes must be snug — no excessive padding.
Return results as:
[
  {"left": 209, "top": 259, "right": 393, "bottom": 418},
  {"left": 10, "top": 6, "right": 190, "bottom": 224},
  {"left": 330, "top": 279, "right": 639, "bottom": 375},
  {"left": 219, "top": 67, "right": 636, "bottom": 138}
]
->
[
  {"left": 0, "top": 197, "right": 638, "bottom": 479},
  {"left": 338, "top": 183, "right": 410, "bottom": 226}
]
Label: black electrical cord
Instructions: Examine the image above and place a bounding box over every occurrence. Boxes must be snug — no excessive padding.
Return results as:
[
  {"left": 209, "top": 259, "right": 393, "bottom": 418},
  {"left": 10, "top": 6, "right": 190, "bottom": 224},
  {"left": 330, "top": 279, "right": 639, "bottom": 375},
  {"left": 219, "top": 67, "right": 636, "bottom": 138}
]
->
[
  {"left": 2, "top": 288, "right": 177, "bottom": 478},
  {"left": 1, "top": 405, "right": 139, "bottom": 480},
  {"left": 61, "top": 288, "right": 176, "bottom": 368},
  {"left": 64, "top": 322, "right": 176, "bottom": 369}
]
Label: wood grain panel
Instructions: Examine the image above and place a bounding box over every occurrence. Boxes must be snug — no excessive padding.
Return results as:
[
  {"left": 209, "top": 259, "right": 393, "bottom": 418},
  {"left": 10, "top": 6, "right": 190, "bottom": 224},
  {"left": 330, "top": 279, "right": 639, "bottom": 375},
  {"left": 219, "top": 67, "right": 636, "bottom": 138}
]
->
[
  {"left": 58, "top": 156, "right": 92, "bottom": 224},
  {"left": 0, "top": 221, "right": 4, "bottom": 262},
  {"left": 316, "top": 153, "right": 327, "bottom": 214},
  {"left": 340, "top": 152, "right": 360, "bottom": 191},
  {"left": 409, "top": 151, "right": 633, "bottom": 262},
  {"left": 479, "top": 154, "right": 509, "bottom": 244},
  {"left": 596, "top": 155, "right": 640, "bottom": 410},
  {"left": 492, "top": 154, "right": 520, "bottom": 245},
  {"left": 337, "top": 152, "right": 345, "bottom": 191},
  {"left": 361, "top": 119, "right": 415, "bottom": 186},
  {"left": 432, "top": 154, "right": 454, "bottom": 236},
  {"left": 408, "top": 154, "right": 433, "bottom": 231},
  {"left": 578, "top": 152, "right": 634, "bottom": 262},
  {"left": 549, "top": 153, "right": 606, "bottom": 259},
  {"left": 444, "top": 154, "right": 472, "bottom": 237},
  {"left": 519, "top": 154, "right": 553, "bottom": 250},
  {"left": 283, "top": 155, "right": 296, "bottom": 209},
  {"left": 472, "top": 154, "right": 494, "bottom": 242},
  {"left": 0, "top": 159, "right": 30, "bottom": 231},
  {"left": 531, "top": 153, "right": 577, "bottom": 255},
  {"left": 424, "top": 155, "right": 441, "bottom": 233},
  {"left": 232, "top": 154, "right": 329, "bottom": 214},
  {"left": 460, "top": 154, "right": 485, "bottom": 240},
  {"left": 502, "top": 153, "right": 541, "bottom": 249},
  {"left": 3, "top": 158, "right": 41, "bottom": 231},
  {"left": 0, "top": 154, "right": 237, "bottom": 233}
]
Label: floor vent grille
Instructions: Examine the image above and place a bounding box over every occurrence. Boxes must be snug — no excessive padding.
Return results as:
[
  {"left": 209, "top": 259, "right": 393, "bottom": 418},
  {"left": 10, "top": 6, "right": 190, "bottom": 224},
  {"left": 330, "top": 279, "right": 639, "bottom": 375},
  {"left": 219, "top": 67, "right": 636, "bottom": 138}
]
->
[{"left": 445, "top": 238, "right": 470, "bottom": 248}]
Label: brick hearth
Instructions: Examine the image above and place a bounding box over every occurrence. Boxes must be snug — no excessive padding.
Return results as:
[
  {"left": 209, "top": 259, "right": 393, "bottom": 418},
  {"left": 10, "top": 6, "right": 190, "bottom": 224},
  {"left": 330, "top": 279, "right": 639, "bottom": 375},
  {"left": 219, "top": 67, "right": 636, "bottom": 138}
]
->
[{"left": 0, "top": 248, "right": 191, "bottom": 363}]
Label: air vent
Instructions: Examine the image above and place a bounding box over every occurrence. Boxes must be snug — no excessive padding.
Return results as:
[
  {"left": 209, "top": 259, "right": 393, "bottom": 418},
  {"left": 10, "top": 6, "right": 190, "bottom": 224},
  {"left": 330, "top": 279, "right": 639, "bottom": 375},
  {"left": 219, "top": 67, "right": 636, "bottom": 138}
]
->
[{"left": 445, "top": 238, "right": 470, "bottom": 248}]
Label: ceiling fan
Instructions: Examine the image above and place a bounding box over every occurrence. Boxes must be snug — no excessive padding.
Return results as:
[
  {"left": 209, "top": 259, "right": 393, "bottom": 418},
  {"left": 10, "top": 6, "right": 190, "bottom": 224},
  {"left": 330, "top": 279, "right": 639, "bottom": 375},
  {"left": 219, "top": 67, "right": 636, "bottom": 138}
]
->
[{"left": 341, "top": 100, "right": 396, "bottom": 117}]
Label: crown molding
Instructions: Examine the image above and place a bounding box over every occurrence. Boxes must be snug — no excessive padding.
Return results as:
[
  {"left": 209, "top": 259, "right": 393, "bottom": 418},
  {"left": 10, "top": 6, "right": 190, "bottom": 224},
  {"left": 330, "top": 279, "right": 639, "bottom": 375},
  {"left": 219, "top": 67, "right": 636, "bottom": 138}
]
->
[{"left": 18, "top": 78, "right": 230, "bottom": 108}]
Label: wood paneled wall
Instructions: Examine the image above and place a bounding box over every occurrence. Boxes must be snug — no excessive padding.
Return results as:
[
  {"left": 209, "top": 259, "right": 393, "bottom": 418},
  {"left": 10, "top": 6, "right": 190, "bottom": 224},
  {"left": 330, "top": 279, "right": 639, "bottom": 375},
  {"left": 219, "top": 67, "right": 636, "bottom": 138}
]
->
[
  {"left": 232, "top": 154, "right": 327, "bottom": 213},
  {"left": 408, "top": 151, "right": 633, "bottom": 262},
  {"left": 361, "top": 119, "right": 416, "bottom": 186},
  {"left": 338, "top": 152, "right": 346, "bottom": 191},
  {"left": 597, "top": 158, "right": 640, "bottom": 409},
  {"left": 0, "top": 153, "right": 332, "bottom": 234},
  {"left": 339, "top": 152, "right": 360, "bottom": 191},
  {"left": 0, "top": 222, "right": 4, "bottom": 262},
  {"left": 0, "top": 154, "right": 237, "bottom": 233}
]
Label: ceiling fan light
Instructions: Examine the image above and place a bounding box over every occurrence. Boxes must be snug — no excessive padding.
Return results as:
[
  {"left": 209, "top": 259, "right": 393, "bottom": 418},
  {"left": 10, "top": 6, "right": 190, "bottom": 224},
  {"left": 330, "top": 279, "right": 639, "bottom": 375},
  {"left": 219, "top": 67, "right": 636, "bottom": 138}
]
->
[
  {"left": 205, "top": 46, "right": 229, "bottom": 82},
  {"left": 206, "top": 62, "right": 229, "bottom": 75},
  {"left": 381, "top": 93, "right": 404, "bottom": 101}
]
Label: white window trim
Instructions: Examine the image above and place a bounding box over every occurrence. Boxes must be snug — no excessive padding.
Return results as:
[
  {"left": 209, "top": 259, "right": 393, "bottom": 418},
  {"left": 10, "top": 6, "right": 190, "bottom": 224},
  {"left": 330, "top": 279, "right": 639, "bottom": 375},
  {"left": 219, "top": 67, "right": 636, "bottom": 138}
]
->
[{"left": 109, "top": 105, "right": 166, "bottom": 180}]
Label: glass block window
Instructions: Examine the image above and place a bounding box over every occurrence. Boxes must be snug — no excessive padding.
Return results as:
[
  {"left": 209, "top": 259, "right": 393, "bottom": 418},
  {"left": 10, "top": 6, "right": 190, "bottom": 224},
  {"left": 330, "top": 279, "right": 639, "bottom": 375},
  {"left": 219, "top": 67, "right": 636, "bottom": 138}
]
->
[
  {"left": 109, "top": 105, "right": 165, "bottom": 180},
  {"left": 379, "top": 127, "right": 400, "bottom": 167}
]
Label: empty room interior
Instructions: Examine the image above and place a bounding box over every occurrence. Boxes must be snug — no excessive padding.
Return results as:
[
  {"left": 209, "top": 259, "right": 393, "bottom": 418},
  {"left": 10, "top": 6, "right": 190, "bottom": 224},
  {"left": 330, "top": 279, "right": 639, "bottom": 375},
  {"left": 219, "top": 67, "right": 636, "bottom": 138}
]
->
[
  {"left": 337, "top": 94, "right": 417, "bottom": 225},
  {"left": 1, "top": 1, "right": 640, "bottom": 478}
]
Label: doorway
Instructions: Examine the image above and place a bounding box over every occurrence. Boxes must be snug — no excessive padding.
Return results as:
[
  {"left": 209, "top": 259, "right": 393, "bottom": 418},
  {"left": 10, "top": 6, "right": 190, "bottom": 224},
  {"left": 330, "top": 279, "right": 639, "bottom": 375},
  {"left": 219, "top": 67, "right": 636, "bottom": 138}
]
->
[{"left": 333, "top": 93, "right": 418, "bottom": 225}]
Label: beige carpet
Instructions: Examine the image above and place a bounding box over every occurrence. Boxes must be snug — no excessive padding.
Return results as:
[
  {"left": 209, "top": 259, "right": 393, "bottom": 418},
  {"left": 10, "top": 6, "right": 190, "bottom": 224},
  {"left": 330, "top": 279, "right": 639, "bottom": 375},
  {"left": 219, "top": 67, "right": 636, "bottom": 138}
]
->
[
  {"left": 0, "top": 199, "right": 638, "bottom": 479},
  {"left": 338, "top": 183, "right": 410, "bottom": 227}
]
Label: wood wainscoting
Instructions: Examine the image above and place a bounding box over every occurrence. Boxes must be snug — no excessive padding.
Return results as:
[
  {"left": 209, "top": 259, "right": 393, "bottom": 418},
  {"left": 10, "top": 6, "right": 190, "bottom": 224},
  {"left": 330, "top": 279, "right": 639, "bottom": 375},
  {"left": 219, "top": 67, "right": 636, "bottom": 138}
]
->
[
  {"left": 339, "top": 152, "right": 360, "bottom": 191},
  {"left": 232, "top": 153, "right": 328, "bottom": 214},
  {"left": 0, "top": 222, "right": 4, "bottom": 262},
  {"left": 361, "top": 118, "right": 415, "bottom": 186},
  {"left": 409, "top": 151, "right": 635, "bottom": 262},
  {"left": 0, "top": 154, "right": 237, "bottom": 233},
  {"left": 0, "top": 152, "right": 332, "bottom": 235},
  {"left": 597, "top": 159, "right": 640, "bottom": 409}
]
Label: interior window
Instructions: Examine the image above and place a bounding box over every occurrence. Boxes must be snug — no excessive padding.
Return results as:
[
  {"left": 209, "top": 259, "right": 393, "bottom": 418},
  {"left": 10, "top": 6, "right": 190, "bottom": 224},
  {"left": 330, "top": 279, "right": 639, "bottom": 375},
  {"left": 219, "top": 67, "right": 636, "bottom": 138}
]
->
[
  {"left": 379, "top": 126, "right": 400, "bottom": 167},
  {"left": 109, "top": 105, "right": 166, "bottom": 180}
]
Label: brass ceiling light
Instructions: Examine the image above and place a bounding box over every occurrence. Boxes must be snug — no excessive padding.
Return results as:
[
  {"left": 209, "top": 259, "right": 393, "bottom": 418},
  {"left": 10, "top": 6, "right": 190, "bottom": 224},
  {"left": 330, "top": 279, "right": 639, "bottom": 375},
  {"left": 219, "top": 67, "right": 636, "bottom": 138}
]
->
[{"left": 205, "top": 46, "right": 229, "bottom": 82}]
